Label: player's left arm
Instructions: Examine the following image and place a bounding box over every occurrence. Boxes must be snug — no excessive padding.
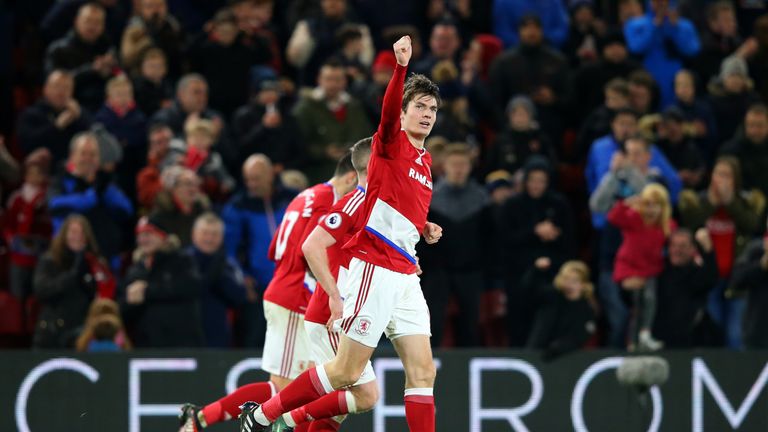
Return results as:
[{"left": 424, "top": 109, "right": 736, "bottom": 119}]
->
[
  {"left": 422, "top": 221, "right": 442, "bottom": 244},
  {"left": 301, "top": 226, "right": 343, "bottom": 329}
]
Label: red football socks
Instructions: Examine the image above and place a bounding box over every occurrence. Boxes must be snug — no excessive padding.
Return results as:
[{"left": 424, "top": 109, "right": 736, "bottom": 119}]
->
[
  {"left": 201, "top": 381, "right": 275, "bottom": 425},
  {"left": 307, "top": 419, "right": 342, "bottom": 431},
  {"left": 261, "top": 366, "right": 334, "bottom": 422},
  {"left": 404, "top": 388, "right": 435, "bottom": 432},
  {"left": 289, "top": 390, "right": 352, "bottom": 425}
]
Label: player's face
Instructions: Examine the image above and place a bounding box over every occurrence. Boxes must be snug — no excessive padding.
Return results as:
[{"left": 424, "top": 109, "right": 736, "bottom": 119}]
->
[{"left": 401, "top": 94, "right": 438, "bottom": 139}]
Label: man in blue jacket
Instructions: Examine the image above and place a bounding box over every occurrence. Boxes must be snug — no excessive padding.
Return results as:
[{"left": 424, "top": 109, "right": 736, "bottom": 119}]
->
[
  {"left": 624, "top": 0, "right": 701, "bottom": 107},
  {"left": 221, "top": 154, "right": 296, "bottom": 347}
]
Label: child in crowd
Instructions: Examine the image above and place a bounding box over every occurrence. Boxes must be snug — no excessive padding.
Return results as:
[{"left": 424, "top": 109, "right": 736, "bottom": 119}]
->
[
  {"left": 75, "top": 298, "right": 132, "bottom": 352},
  {"left": 608, "top": 183, "right": 676, "bottom": 351},
  {"left": 132, "top": 48, "right": 174, "bottom": 116}
]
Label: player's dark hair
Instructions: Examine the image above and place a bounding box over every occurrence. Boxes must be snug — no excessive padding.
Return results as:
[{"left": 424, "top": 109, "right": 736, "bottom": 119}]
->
[
  {"left": 334, "top": 151, "right": 356, "bottom": 177},
  {"left": 350, "top": 137, "right": 372, "bottom": 174},
  {"left": 402, "top": 73, "right": 441, "bottom": 112}
]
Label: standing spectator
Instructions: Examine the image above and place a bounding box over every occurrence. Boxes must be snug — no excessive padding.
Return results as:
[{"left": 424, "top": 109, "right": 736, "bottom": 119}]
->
[
  {"left": 747, "top": 14, "right": 768, "bottom": 103},
  {"left": 720, "top": 104, "right": 768, "bottom": 199},
  {"left": 45, "top": 3, "right": 117, "bottom": 112},
  {"left": 575, "top": 78, "right": 630, "bottom": 161},
  {"left": 48, "top": 132, "right": 133, "bottom": 268},
  {"left": 459, "top": 34, "right": 504, "bottom": 134},
  {"left": 412, "top": 20, "right": 463, "bottom": 79},
  {"left": 492, "top": 1, "right": 569, "bottom": 48},
  {"left": 562, "top": 1, "right": 606, "bottom": 67},
  {"left": 286, "top": 0, "right": 373, "bottom": 86},
  {"left": 670, "top": 69, "right": 718, "bottom": 161},
  {"left": 498, "top": 157, "right": 574, "bottom": 346},
  {"left": 93, "top": 75, "right": 148, "bottom": 201},
  {"left": 41, "top": 0, "right": 128, "bottom": 43},
  {"left": 628, "top": 70, "right": 658, "bottom": 116},
  {"left": 17, "top": 70, "right": 90, "bottom": 165},
  {"left": 624, "top": 0, "right": 701, "bottom": 107},
  {"left": 4, "top": 149, "right": 52, "bottom": 303},
  {"left": 707, "top": 55, "right": 761, "bottom": 147},
  {"left": 131, "top": 48, "right": 174, "bottom": 116},
  {"left": 120, "top": 0, "right": 184, "bottom": 79},
  {"left": 606, "top": 184, "right": 675, "bottom": 351},
  {"left": 32, "top": 215, "right": 113, "bottom": 348},
  {"left": 151, "top": 166, "right": 209, "bottom": 247},
  {"left": 292, "top": 59, "right": 371, "bottom": 182},
  {"left": 654, "top": 106, "right": 706, "bottom": 188},
  {"left": 694, "top": 1, "right": 753, "bottom": 88},
  {"left": 232, "top": 79, "right": 304, "bottom": 171},
  {"left": 655, "top": 228, "right": 719, "bottom": 348},
  {"left": 485, "top": 95, "right": 556, "bottom": 175},
  {"left": 221, "top": 154, "right": 296, "bottom": 347},
  {"left": 730, "top": 231, "right": 768, "bottom": 349},
  {"left": 526, "top": 261, "right": 597, "bottom": 360},
  {"left": 136, "top": 124, "right": 176, "bottom": 210},
  {"left": 489, "top": 15, "right": 569, "bottom": 142},
  {"left": 230, "top": 0, "right": 282, "bottom": 74},
  {"left": 187, "top": 9, "right": 271, "bottom": 118},
  {"left": 189, "top": 213, "right": 247, "bottom": 348},
  {"left": 678, "top": 156, "right": 763, "bottom": 349},
  {"left": 419, "top": 144, "right": 492, "bottom": 347},
  {"left": 119, "top": 216, "right": 204, "bottom": 348}
]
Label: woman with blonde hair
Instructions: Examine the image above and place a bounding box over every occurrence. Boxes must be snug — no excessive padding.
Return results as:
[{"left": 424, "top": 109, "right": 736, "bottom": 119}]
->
[
  {"left": 526, "top": 260, "right": 597, "bottom": 360},
  {"left": 608, "top": 183, "right": 676, "bottom": 351}
]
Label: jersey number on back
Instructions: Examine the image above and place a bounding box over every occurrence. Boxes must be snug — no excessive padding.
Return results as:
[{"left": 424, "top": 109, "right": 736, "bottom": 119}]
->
[{"left": 274, "top": 210, "right": 300, "bottom": 261}]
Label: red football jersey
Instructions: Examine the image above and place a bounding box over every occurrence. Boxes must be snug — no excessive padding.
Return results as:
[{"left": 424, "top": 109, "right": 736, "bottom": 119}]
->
[
  {"left": 263, "top": 183, "right": 337, "bottom": 313},
  {"left": 304, "top": 186, "right": 366, "bottom": 324},
  {"left": 344, "top": 64, "right": 433, "bottom": 274}
]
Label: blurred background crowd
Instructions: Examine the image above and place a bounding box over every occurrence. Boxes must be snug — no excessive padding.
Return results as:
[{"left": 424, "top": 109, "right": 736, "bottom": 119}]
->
[{"left": 2, "top": 0, "right": 768, "bottom": 357}]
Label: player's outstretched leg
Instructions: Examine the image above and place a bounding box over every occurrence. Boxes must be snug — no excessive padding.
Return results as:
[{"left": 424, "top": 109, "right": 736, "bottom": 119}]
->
[{"left": 178, "top": 381, "right": 276, "bottom": 430}]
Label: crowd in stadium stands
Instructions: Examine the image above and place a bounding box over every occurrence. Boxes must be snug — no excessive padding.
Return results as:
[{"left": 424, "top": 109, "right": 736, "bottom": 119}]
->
[{"left": 3, "top": 0, "right": 768, "bottom": 356}]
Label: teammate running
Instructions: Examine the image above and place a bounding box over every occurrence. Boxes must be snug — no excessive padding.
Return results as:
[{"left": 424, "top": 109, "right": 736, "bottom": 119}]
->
[
  {"left": 178, "top": 155, "right": 359, "bottom": 432},
  {"left": 239, "top": 35, "right": 443, "bottom": 432}
]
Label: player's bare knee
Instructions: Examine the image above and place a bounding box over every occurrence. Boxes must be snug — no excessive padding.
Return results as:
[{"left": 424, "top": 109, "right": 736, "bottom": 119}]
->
[
  {"left": 325, "top": 360, "right": 364, "bottom": 387},
  {"left": 407, "top": 361, "right": 436, "bottom": 388},
  {"left": 351, "top": 382, "right": 379, "bottom": 412}
]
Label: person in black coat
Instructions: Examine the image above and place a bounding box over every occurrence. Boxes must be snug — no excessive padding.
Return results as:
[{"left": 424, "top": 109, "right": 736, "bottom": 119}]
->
[
  {"left": 119, "top": 216, "right": 204, "bottom": 348},
  {"left": 730, "top": 232, "right": 768, "bottom": 349},
  {"left": 498, "top": 156, "right": 574, "bottom": 346},
  {"left": 189, "top": 212, "right": 246, "bottom": 348},
  {"left": 33, "top": 214, "right": 113, "bottom": 348},
  {"left": 654, "top": 228, "right": 719, "bottom": 348},
  {"left": 45, "top": 3, "right": 117, "bottom": 112},
  {"left": 527, "top": 260, "right": 597, "bottom": 360},
  {"left": 573, "top": 77, "right": 630, "bottom": 162},
  {"left": 418, "top": 144, "right": 493, "bottom": 347},
  {"left": 131, "top": 48, "right": 174, "bottom": 117}
]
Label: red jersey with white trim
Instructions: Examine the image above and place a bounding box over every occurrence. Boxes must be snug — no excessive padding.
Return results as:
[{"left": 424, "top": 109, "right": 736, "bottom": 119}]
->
[
  {"left": 304, "top": 186, "right": 366, "bottom": 324},
  {"left": 344, "top": 64, "right": 432, "bottom": 274},
  {"left": 264, "top": 183, "right": 337, "bottom": 313}
]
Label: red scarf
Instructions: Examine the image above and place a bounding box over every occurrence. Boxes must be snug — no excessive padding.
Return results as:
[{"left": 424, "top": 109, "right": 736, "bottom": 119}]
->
[
  {"left": 184, "top": 146, "right": 209, "bottom": 171},
  {"left": 108, "top": 100, "right": 136, "bottom": 118},
  {"left": 85, "top": 253, "right": 116, "bottom": 299}
]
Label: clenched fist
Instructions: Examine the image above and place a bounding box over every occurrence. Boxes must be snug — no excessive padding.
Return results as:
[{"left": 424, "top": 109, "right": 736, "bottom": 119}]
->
[{"left": 393, "top": 35, "right": 412, "bottom": 67}]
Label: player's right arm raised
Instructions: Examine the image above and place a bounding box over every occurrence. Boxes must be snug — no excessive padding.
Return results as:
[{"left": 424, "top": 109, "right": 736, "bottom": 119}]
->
[{"left": 377, "top": 36, "right": 411, "bottom": 148}]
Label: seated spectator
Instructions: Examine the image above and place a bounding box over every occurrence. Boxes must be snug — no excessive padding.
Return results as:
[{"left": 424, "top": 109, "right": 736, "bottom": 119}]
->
[
  {"left": 526, "top": 260, "right": 597, "bottom": 360},
  {"left": 655, "top": 228, "right": 719, "bottom": 348},
  {"left": 164, "top": 118, "right": 234, "bottom": 202},
  {"left": 136, "top": 124, "right": 176, "bottom": 210},
  {"left": 4, "top": 149, "right": 53, "bottom": 303},
  {"left": 45, "top": 3, "right": 117, "bottom": 112},
  {"left": 32, "top": 214, "right": 114, "bottom": 348},
  {"left": 131, "top": 48, "right": 173, "bottom": 116},
  {"left": 628, "top": 70, "right": 658, "bottom": 117},
  {"left": 120, "top": 0, "right": 184, "bottom": 79},
  {"left": 189, "top": 212, "right": 247, "bottom": 348},
  {"left": 94, "top": 75, "right": 148, "bottom": 199},
  {"left": 485, "top": 95, "right": 555, "bottom": 175},
  {"left": 48, "top": 132, "right": 133, "bottom": 268},
  {"left": 562, "top": 1, "right": 605, "bottom": 67},
  {"left": 730, "top": 230, "right": 768, "bottom": 349},
  {"left": 75, "top": 298, "right": 132, "bottom": 352},
  {"left": 119, "top": 216, "right": 204, "bottom": 348},
  {"left": 489, "top": 15, "right": 569, "bottom": 141},
  {"left": 17, "top": 70, "right": 89, "bottom": 165},
  {"left": 575, "top": 78, "right": 630, "bottom": 161},
  {"left": 188, "top": 9, "right": 271, "bottom": 118},
  {"left": 498, "top": 157, "right": 574, "bottom": 346},
  {"left": 492, "top": 0, "right": 569, "bottom": 48},
  {"left": 607, "top": 184, "right": 675, "bottom": 351},
  {"left": 151, "top": 166, "right": 209, "bottom": 247},
  {"left": 286, "top": 0, "right": 373, "bottom": 86},
  {"left": 708, "top": 55, "right": 761, "bottom": 146},
  {"left": 651, "top": 106, "right": 706, "bottom": 188},
  {"left": 624, "top": 0, "right": 700, "bottom": 107},
  {"left": 292, "top": 59, "right": 371, "bottom": 182},
  {"left": 694, "top": 1, "right": 751, "bottom": 88},
  {"left": 41, "top": 0, "right": 128, "bottom": 43},
  {"left": 678, "top": 156, "right": 763, "bottom": 349},
  {"left": 670, "top": 69, "right": 718, "bottom": 161},
  {"left": 419, "top": 144, "right": 492, "bottom": 347},
  {"left": 720, "top": 103, "right": 768, "bottom": 199},
  {"left": 222, "top": 154, "right": 297, "bottom": 347},
  {"left": 232, "top": 79, "right": 304, "bottom": 171}
]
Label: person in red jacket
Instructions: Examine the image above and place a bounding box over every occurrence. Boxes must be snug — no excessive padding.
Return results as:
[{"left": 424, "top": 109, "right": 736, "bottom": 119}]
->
[{"left": 608, "top": 183, "right": 675, "bottom": 351}]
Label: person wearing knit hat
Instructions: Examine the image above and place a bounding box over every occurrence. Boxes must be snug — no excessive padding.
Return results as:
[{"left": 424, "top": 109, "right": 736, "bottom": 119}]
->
[
  {"left": 485, "top": 169, "right": 516, "bottom": 205},
  {"left": 708, "top": 54, "right": 761, "bottom": 145}
]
